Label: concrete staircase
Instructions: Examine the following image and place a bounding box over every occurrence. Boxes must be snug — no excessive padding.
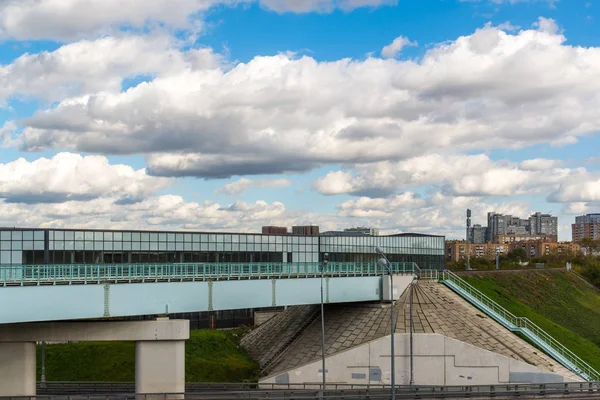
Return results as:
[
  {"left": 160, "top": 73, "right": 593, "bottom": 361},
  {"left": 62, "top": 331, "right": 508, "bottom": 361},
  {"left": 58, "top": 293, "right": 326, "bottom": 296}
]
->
[{"left": 241, "top": 305, "right": 319, "bottom": 369}]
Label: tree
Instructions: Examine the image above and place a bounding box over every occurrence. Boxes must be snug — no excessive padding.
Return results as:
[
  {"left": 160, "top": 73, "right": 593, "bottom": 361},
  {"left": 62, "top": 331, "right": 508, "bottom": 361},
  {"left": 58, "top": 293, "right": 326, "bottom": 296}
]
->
[
  {"left": 580, "top": 238, "right": 600, "bottom": 256},
  {"left": 508, "top": 247, "right": 527, "bottom": 262}
]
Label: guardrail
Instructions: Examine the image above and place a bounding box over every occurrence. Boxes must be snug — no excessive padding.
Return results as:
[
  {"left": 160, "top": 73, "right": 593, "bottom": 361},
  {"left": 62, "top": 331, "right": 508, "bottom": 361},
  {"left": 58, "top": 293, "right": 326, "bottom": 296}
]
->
[
  {"left": 0, "top": 262, "right": 418, "bottom": 286},
  {"left": 439, "top": 269, "right": 600, "bottom": 382},
  {"left": 27, "top": 381, "right": 600, "bottom": 399}
]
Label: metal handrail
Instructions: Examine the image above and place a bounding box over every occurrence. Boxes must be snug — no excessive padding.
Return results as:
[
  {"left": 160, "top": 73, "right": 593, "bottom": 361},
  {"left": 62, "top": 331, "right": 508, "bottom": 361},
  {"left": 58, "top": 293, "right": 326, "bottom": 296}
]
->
[
  {"left": 29, "top": 381, "right": 600, "bottom": 399},
  {"left": 440, "top": 270, "right": 600, "bottom": 382},
  {"left": 0, "top": 262, "right": 418, "bottom": 286}
]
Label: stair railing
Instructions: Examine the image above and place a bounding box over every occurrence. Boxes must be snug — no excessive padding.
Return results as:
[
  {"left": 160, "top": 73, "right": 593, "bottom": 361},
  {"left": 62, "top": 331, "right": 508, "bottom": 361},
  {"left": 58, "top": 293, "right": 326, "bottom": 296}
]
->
[{"left": 439, "top": 269, "right": 600, "bottom": 382}]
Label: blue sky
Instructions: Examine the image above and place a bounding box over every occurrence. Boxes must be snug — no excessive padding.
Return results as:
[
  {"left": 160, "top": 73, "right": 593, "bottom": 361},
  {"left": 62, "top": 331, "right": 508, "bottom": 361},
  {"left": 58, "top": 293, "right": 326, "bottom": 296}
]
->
[{"left": 0, "top": 0, "right": 599, "bottom": 239}]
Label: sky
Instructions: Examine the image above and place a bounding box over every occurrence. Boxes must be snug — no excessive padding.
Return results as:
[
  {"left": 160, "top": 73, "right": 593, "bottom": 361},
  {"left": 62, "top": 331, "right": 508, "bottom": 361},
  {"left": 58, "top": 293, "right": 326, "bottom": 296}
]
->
[{"left": 0, "top": 0, "right": 599, "bottom": 240}]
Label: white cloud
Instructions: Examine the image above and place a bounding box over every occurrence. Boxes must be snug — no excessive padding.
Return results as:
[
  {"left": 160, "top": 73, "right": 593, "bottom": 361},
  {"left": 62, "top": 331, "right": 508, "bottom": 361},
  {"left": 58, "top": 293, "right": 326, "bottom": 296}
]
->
[
  {"left": 381, "top": 35, "right": 417, "bottom": 58},
  {"left": 314, "top": 154, "right": 581, "bottom": 197},
  {"left": 0, "top": 153, "right": 168, "bottom": 204},
  {"left": 518, "top": 158, "right": 563, "bottom": 170},
  {"left": 0, "top": 121, "right": 17, "bottom": 146},
  {"left": 335, "top": 191, "right": 532, "bottom": 238},
  {"left": 549, "top": 179, "right": 600, "bottom": 203},
  {"left": 0, "top": 33, "right": 222, "bottom": 102},
  {"left": 497, "top": 21, "right": 521, "bottom": 32},
  {"left": 532, "top": 16, "right": 561, "bottom": 35},
  {"left": 0, "top": 0, "right": 397, "bottom": 41},
  {"left": 561, "top": 202, "right": 594, "bottom": 215},
  {"left": 0, "top": 195, "right": 290, "bottom": 232},
  {"left": 14, "top": 23, "right": 600, "bottom": 179},
  {"left": 0, "top": 0, "right": 239, "bottom": 41},
  {"left": 215, "top": 178, "right": 292, "bottom": 195},
  {"left": 337, "top": 192, "right": 425, "bottom": 217}
]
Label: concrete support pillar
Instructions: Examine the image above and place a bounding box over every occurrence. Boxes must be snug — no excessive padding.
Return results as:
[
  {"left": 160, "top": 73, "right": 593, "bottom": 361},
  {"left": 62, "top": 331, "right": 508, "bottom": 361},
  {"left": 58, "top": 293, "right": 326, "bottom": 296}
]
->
[
  {"left": 136, "top": 340, "right": 185, "bottom": 397},
  {"left": 209, "top": 312, "right": 217, "bottom": 329},
  {"left": 0, "top": 342, "right": 36, "bottom": 396}
]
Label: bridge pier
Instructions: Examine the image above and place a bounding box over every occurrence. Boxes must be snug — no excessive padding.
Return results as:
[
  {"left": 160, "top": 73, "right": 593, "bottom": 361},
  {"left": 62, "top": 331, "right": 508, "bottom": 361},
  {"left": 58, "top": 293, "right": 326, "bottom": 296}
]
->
[
  {"left": 136, "top": 340, "right": 185, "bottom": 396},
  {"left": 0, "top": 342, "right": 36, "bottom": 396},
  {"left": 0, "top": 319, "right": 189, "bottom": 397}
]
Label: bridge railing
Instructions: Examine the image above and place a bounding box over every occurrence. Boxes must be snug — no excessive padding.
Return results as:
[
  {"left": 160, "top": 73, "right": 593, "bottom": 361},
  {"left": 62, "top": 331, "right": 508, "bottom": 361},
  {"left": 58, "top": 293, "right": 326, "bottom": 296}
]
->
[
  {"left": 0, "top": 262, "right": 418, "bottom": 286},
  {"left": 440, "top": 269, "right": 600, "bottom": 382}
]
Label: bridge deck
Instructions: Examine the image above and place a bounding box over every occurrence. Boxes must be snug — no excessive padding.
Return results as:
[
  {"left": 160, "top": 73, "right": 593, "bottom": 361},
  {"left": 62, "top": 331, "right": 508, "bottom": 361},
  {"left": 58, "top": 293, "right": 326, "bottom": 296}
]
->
[{"left": 0, "top": 262, "right": 416, "bottom": 286}]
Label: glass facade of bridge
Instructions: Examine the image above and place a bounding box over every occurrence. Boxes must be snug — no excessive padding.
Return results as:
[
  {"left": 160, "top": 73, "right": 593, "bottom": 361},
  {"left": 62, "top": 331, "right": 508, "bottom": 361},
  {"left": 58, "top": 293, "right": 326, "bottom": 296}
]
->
[{"left": 0, "top": 228, "right": 445, "bottom": 270}]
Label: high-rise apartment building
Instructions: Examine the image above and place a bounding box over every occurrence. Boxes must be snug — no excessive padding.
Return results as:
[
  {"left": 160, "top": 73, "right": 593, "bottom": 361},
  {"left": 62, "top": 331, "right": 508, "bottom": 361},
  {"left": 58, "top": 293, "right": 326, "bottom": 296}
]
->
[
  {"left": 529, "top": 212, "right": 558, "bottom": 236},
  {"left": 486, "top": 212, "right": 558, "bottom": 243},
  {"left": 572, "top": 213, "right": 600, "bottom": 242},
  {"left": 468, "top": 224, "right": 488, "bottom": 244}
]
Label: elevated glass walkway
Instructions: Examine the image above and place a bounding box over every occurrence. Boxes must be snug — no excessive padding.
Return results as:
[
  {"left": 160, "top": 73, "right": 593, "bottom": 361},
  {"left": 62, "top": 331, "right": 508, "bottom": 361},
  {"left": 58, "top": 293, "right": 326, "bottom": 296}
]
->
[
  {"left": 425, "top": 269, "right": 600, "bottom": 382},
  {"left": 0, "top": 261, "right": 418, "bottom": 286}
]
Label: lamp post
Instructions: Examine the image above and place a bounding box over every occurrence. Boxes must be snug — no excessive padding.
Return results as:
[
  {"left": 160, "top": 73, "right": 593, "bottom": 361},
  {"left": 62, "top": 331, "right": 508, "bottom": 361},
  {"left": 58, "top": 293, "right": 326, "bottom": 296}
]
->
[
  {"left": 320, "top": 252, "right": 328, "bottom": 393},
  {"left": 375, "top": 247, "right": 395, "bottom": 400},
  {"left": 466, "top": 209, "right": 471, "bottom": 270},
  {"left": 409, "top": 280, "right": 414, "bottom": 386},
  {"left": 40, "top": 341, "right": 46, "bottom": 389}
]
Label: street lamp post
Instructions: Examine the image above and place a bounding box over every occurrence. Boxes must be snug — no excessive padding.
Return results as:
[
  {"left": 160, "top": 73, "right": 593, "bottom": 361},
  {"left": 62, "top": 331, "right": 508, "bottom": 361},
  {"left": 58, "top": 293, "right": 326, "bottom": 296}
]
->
[
  {"left": 376, "top": 247, "right": 395, "bottom": 400},
  {"left": 320, "top": 252, "right": 328, "bottom": 393},
  {"left": 409, "top": 280, "right": 414, "bottom": 386},
  {"left": 40, "top": 341, "right": 46, "bottom": 389}
]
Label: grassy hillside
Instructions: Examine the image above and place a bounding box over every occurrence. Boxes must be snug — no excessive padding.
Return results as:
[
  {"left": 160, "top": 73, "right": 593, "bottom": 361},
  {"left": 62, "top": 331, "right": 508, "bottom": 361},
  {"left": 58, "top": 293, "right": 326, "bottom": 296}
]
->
[
  {"left": 36, "top": 329, "right": 259, "bottom": 382},
  {"left": 460, "top": 270, "right": 600, "bottom": 371}
]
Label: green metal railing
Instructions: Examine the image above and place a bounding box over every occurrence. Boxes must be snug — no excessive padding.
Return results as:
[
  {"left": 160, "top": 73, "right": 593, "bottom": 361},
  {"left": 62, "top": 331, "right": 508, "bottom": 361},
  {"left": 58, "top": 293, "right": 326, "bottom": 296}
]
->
[
  {"left": 438, "top": 270, "right": 600, "bottom": 382},
  {"left": 0, "top": 262, "right": 418, "bottom": 286}
]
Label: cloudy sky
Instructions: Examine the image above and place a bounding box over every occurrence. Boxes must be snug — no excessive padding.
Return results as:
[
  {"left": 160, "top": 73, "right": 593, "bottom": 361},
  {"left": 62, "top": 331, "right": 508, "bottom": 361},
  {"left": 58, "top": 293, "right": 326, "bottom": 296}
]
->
[{"left": 0, "top": 0, "right": 599, "bottom": 239}]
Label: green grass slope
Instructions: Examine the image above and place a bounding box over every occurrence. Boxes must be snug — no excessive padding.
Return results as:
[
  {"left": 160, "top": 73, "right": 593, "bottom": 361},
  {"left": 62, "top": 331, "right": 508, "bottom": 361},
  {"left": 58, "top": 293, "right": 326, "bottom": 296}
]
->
[
  {"left": 460, "top": 270, "right": 600, "bottom": 371},
  {"left": 36, "top": 329, "right": 259, "bottom": 382}
]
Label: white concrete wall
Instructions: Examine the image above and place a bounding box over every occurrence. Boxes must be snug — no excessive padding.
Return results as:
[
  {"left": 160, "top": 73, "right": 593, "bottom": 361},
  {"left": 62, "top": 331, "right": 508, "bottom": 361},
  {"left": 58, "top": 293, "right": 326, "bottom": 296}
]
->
[
  {"left": 260, "top": 333, "right": 577, "bottom": 387},
  {"left": 382, "top": 275, "right": 415, "bottom": 301},
  {"left": 0, "top": 342, "right": 36, "bottom": 396}
]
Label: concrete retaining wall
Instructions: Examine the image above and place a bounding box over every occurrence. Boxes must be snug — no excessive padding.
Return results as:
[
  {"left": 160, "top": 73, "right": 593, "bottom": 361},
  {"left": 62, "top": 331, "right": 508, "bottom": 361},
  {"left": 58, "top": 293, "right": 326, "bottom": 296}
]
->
[{"left": 260, "top": 333, "right": 576, "bottom": 387}]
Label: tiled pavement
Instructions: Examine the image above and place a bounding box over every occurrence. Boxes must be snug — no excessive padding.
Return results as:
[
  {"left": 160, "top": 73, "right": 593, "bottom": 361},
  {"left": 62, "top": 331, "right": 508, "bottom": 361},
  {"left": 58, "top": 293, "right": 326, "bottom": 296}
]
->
[{"left": 242, "top": 281, "right": 578, "bottom": 381}]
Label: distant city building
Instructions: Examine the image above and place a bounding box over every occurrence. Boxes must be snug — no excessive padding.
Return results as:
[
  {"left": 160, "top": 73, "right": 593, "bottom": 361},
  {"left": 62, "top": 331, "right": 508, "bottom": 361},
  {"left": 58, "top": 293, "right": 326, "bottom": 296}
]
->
[
  {"left": 468, "top": 224, "right": 488, "bottom": 244},
  {"left": 486, "top": 212, "right": 558, "bottom": 243},
  {"left": 446, "top": 240, "right": 509, "bottom": 262},
  {"left": 497, "top": 234, "right": 558, "bottom": 244},
  {"left": 445, "top": 239, "right": 578, "bottom": 262},
  {"left": 291, "top": 225, "right": 320, "bottom": 236},
  {"left": 343, "top": 227, "right": 380, "bottom": 236},
  {"left": 262, "top": 226, "right": 288, "bottom": 235},
  {"left": 572, "top": 213, "right": 600, "bottom": 242},
  {"left": 529, "top": 212, "right": 558, "bottom": 236},
  {"left": 320, "top": 231, "right": 369, "bottom": 237}
]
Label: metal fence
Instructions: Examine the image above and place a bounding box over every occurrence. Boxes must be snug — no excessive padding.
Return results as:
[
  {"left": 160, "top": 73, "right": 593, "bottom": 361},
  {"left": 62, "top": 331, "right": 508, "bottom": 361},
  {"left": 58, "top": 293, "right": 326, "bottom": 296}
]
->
[
  {"left": 0, "top": 262, "right": 418, "bottom": 286},
  {"left": 439, "top": 269, "right": 600, "bottom": 382},
  {"left": 18, "top": 381, "right": 600, "bottom": 399}
]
